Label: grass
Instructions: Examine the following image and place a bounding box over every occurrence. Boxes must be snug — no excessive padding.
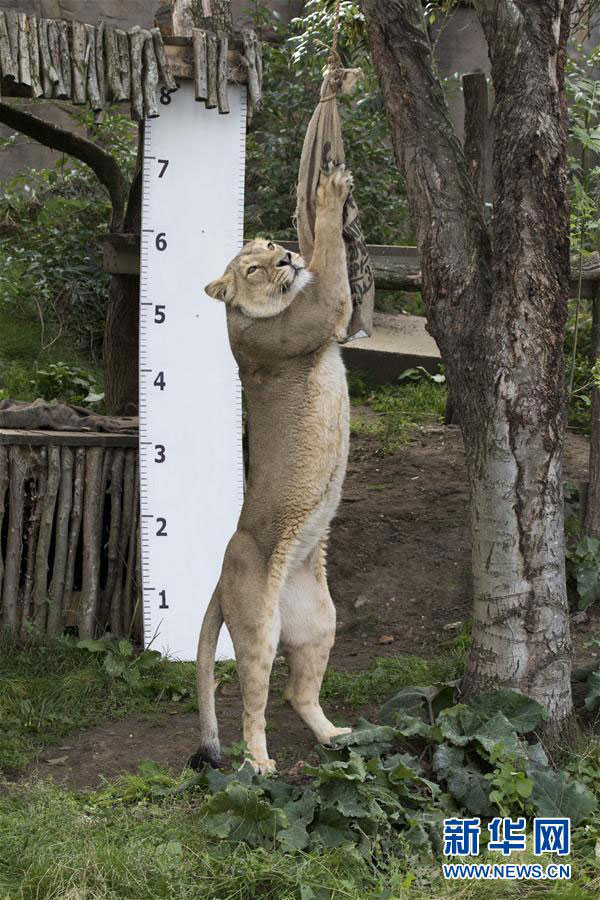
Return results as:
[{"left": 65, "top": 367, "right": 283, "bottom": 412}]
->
[
  {"left": 348, "top": 374, "right": 448, "bottom": 454},
  {"left": 0, "top": 765, "right": 597, "bottom": 899},
  {"left": 0, "top": 635, "right": 198, "bottom": 774},
  {"left": 322, "top": 634, "right": 469, "bottom": 706},
  {"left": 0, "top": 636, "right": 599, "bottom": 898},
  {"left": 0, "top": 302, "right": 103, "bottom": 402}
]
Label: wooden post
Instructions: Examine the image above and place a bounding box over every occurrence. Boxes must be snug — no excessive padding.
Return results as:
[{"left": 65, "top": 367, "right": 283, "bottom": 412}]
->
[
  {"left": 28, "top": 16, "right": 43, "bottom": 98},
  {"left": 47, "top": 447, "right": 74, "bottom": 635},
  {"left": 79, "top": 447, "right": 103, "bottom": 639},
  {"left": 0, "top": 447, "right": 8, "bottom": 608},
  {"left": 84, "top": 24, "right": 103, "bottom": 112},
  {"left": 152, "top": 27, "right": 177, "bottom": 91},
  {"left": 0, "top": 12, "right": 18, "bottom": 82},
  {"left": 105, "top": 25, "right": 125, "bottom": 102},
  {"left": 32, "top": 445, "right": 61, "bottom": 632},
  {"left": 192, "top": 28, "right": 208, "bottom": 101},
  {"left": 56, "top": 21, "right": 71, "bottom": 99},
  {"left": 2, "top": 448, "right": 29, "bottom": 635},
  {"left": 70, "top": 20, "right": 88, "bottom": 105},
  {"left": 142, "top": 30, "right": 160, "bottom": 118},
  {"left": 241, "top": 28, "right": 261, "bottom": 114},
  {"left": 21, "top": 447, "right": 46, "bottom": 634},
  {"left": 206, "top": 30, "right": 218, "bottom": 109},
  {"left": 63, "top": 447, "right": 85, "bottom": 623},
  {"left": 129, "top": 26, "right": 145, "bottom": 121},
  {"left": 116, "top": 29, "right": 131, "bottom": 100},
  {"left": 216, "top": 32, "right": 229, "bottom": 114},
  {"left": 17, "top": 13, "right": 31, "bottom": 88}
]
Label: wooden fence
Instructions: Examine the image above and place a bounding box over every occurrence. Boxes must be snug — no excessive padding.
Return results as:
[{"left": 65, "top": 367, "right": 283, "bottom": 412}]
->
[{"left": 0, "top": 429, "right": 140, "bottom": 641}]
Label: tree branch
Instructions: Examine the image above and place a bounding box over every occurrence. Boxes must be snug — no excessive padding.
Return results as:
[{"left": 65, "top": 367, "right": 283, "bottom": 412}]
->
[{"left": 0, "top": 101, "right": 129, "bottom": 229}]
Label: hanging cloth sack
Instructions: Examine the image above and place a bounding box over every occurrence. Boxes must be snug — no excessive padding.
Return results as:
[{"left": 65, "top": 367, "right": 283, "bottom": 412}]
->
[{"left": 295, "top": 66, "right": 374, "bottom": 340}]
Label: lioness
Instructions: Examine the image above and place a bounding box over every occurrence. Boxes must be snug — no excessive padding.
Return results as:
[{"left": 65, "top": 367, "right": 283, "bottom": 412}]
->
[{"left": 190, "top": 163, "right": 353, "bottom": 773}]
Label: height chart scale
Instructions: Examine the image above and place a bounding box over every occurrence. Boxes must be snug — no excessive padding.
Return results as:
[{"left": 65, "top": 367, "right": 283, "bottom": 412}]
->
[{"left": 139, "top": 81, "right": 246, "bottom": 660}]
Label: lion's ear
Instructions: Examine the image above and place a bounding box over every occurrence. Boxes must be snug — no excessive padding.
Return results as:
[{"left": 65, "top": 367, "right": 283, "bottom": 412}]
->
[{"left": 205, "top": 272, "right": 233, "bottom": 302}]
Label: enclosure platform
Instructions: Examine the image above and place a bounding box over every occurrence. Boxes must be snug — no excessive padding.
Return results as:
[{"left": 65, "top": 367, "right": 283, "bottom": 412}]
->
[{"left": 342, "top": 312, "right": 441, "bottom": 383}]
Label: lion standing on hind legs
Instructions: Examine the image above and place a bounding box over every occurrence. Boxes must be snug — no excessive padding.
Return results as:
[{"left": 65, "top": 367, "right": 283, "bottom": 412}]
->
[{"left": 189, "top": 162, "right": 354, "bottom": 774}]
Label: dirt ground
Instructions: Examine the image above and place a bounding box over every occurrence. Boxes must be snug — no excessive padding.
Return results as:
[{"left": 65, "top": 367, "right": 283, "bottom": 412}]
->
[{"left": 26, "top": 425, "right": 599, "bottom": 789}]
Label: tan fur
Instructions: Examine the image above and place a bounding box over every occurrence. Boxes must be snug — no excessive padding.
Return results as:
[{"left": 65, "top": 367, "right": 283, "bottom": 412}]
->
[{"left": 192, "top": 164, "right": 353, "bottom": 774}]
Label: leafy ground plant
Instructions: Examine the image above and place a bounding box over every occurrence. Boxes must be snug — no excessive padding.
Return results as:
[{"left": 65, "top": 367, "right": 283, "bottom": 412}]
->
[{"left": 567, "top": 536, "right": 600, "bottom": 609}]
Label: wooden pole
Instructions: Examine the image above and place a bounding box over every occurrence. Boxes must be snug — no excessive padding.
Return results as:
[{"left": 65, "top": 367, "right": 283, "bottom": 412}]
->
[
  {"left": 47, "top": 20, "right": 67, "bottom": 99},
  {"left": 63, "top": 447, "right": 85, "bottom": 624},
  {"left": 101, "top": 449, "right": 124, "bottom": 629},
  {"left": 17, "top": 13, "right": 31, "bottom": 88},
  {"left": 56, "top": 20, "right": 71, "bottom": 99},
  {"left": 152, "top": 27, "right": 177, "bottom": 91},
  {"left": 5, "top": 9, "right": 18, "bottom": 78},
  {"left": 79, "top": 447, "right": 103, "bottom": 639},
  {"left": 39, "top": 19, "right": 59, "bottom": 98},
  {"left": 129, "top": 26, "right": 145, "bottom": 121},
  {"left": 116, "top": 29, "right": 131, "bottom": 100},
  {"left": 206, "top": 30, "right": 218, "bottom": 109},
  {"left": 32, "top": 445, "right": 61, "bottom": 632},
  {"left": 0, "top": 447, "right": 8, "bottom": 610},
  {"left": 111, "top": 449, "right": 134, "bottom": 634},
  {"left": 241, "top": 28, "right": 261, "bottom": 114},
  {"left": 95, "top": 21, "right": 106, "bottom": 106},
  {"left": 2, "top": 448, "right": 29, "bottom": 635},
  {"left": 20, "top": 447, "right": 46, "bottom": 635},
  {"left": 142, "top": 30, "right": 160, "bottom": 118},
  {"left": 70, "top": 20, "right": 88, "bottom": 105},
  {"left": 84, "top": 24, "right": 103, "bottom": 112},
  {"left": 0, "top": 12, "right": 17, "bottom": 82},
  {"left": 28, "top": 16, "right": 43, "bottom": 99},
  {"left": 216, "top": 32, "right": 229, "bottom": 114},
  {"left": 47, "top": 446, "right": 74, "bottom": 635},
  {"left": 123, "top": 462, "right": 139, "bottom": 635},
  {"left": 105, "top": 25, "right": 125, "bottom": 102},
  {"left": 192, "top": 28, "right": 208, "bottom": 101}
]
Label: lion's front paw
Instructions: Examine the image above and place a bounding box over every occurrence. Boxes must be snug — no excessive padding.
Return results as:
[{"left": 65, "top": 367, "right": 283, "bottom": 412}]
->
[
  {"left": 247, "top": 756, "right": 277, "bottom": 775},
  {"left": 318, "top": 725, "right": 352, "bottom": 745},
  {"left": 316, "top": 162, "right": 353, "bottom": 211}
]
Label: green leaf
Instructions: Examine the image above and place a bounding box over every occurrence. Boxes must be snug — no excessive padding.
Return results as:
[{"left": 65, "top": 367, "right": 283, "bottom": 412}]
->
[
  {"left": 584, "top": 671, "right": 600, "bottom": 711},
  {"left": 103, "top": 653, "right": 126, "bottom": 677},
  {"left": 467, "top": 690, "right": 548, "bottom": 734},
  {"left": 310, "top": 806, "right": 356, "bottom": 848},
  {"left": 277, "top": 792, "right": 317, "bottom": 850},
  {"left": 529, "top": 768, "right": 597, "bottom": 825},
  {"left": 117, "top": 640, "right": 134, "bottom": 657},
  {"left": 205, "top": 783, "right": 286, "bottom": 847},
  {"left": 432, "top": 742, "right": 464, "bottom": 778},
  {"left": 331, "top": 718, "right": 396, "bottom": 756},
  {"left": 76, "top": 639, "right": 108, "bottom": 653},
  {"left": 136, "top": 649, "right": 162, "bottom": 670},
  {"left": 446, "top": 766, "right": 495, "bottom": 817},
  {"left": 472, "top": 712, "right": 521, "bottom": 756}
]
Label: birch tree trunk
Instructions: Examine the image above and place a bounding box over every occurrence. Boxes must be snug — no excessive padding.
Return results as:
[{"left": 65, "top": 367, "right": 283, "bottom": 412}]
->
[{"left": 364, "top": 0, "right": 574, "bottom": 742}]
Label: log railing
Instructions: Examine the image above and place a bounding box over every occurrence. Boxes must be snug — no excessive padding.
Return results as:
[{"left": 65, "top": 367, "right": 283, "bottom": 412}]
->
[{"left": 0, "top": 430, "right": 140, "bottom": 641}]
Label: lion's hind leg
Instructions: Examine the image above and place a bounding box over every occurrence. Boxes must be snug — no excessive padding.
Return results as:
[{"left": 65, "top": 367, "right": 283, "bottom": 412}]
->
[
  {"left": 220, "top": 531, "right": 281, "bottom": 774},
  {"left": 279, "top": 555, "right": 351, "bottom": 745}
]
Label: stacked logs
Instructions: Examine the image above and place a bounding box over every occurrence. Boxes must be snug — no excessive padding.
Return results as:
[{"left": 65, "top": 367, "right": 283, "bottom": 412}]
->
[
  {"left": 0, "top": 436, "right": 141, "bottom": 642},
  {"left": 0, "top": 8, "right": 263, "bottom": 122}
]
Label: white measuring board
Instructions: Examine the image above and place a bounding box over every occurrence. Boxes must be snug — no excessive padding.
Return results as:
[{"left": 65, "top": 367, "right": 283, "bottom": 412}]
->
[{"left": 139, "top": 81, "right": 246, "bottom": 660}]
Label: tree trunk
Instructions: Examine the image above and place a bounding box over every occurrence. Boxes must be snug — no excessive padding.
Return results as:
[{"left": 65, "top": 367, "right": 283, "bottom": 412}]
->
[
  {"left": 585, "top": 288, "right": 600, "bottom": 536},
  {"left": 103, "top": 130, "right": 143, "bottom": 416},
  {"left": 364, "top": 0, "right": 574, "bottom": 741}
]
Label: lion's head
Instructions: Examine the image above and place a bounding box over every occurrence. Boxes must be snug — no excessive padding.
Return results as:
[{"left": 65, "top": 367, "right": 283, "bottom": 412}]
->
[{"left": 204, "top": 239, "right": 312, "bottom": 318}]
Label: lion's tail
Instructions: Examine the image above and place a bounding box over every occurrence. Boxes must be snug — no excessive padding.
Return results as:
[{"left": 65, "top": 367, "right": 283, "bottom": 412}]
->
[{"left": 188, "top": 588, "right": 223, "bottom": 770}]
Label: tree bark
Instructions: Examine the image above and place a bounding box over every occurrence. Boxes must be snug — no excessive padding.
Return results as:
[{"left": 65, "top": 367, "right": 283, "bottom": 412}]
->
[
  {"left": 585, "top": 288, "right": 600, "bottom": 536},
  {"left": 364, "top": 0, "right": 574, "bottom": 741},
  {"left": 103, "top": 131, "right": 143, "bottom": 415}
]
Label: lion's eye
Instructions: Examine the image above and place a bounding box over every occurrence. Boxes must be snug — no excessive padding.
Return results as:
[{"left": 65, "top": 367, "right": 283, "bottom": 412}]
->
[
  {"left": 267, "top": 241, "right": 275, "bottom": 250},
  {"left": 247, "top": 266, "right": 258, "bottom": 275}
]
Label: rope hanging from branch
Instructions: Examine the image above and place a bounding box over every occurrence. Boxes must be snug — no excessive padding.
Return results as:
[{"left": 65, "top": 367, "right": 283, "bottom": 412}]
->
[{"left": 295, "top": 4, "right": 374, "bottom": 341}]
